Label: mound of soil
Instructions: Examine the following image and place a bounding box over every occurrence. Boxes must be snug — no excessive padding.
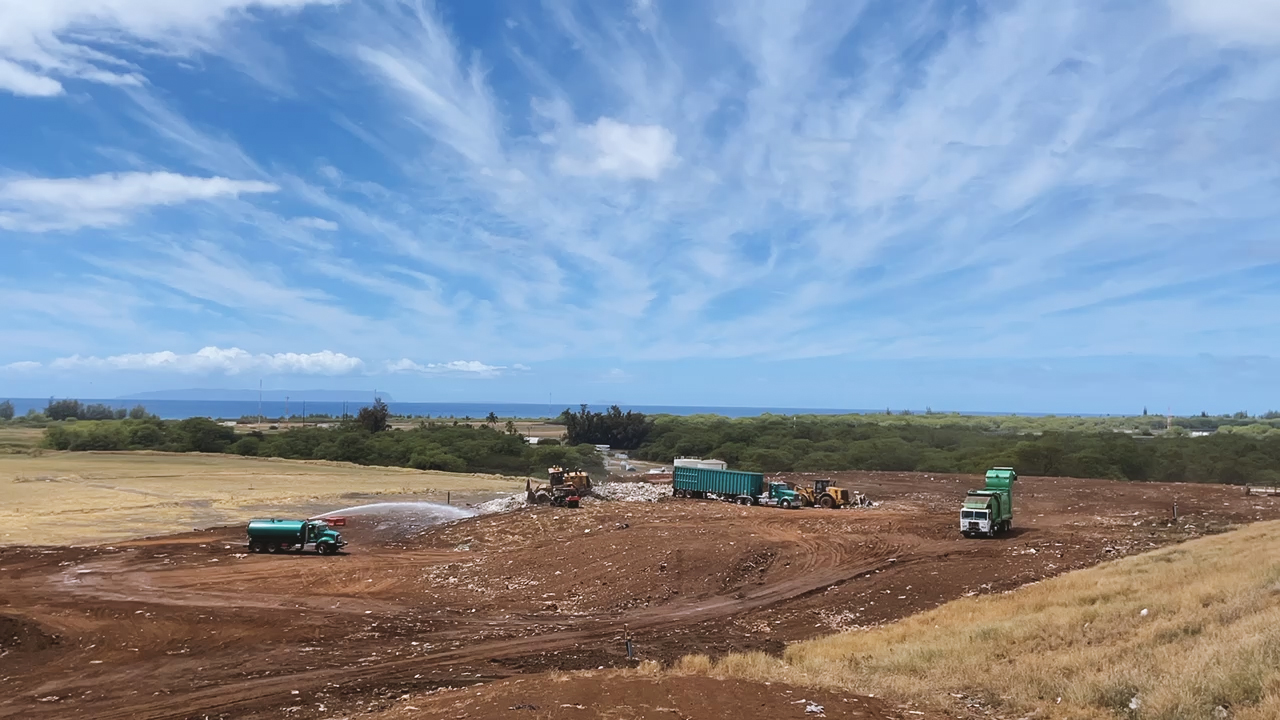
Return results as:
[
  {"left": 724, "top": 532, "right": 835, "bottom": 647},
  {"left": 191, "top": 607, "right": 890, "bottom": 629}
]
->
[{"left": 0, "top": 614, "right": 60, "bottom": 653}]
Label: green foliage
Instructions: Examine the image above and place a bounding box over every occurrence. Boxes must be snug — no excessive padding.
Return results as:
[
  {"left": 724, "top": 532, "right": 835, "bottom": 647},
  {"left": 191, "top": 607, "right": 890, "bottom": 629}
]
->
[
  {"left": 42, "top": 398, "right": 151, "bottom": 422},
  {"left": 561, "top": 404, "right": 653, "bottom": 449},
  {"left": 45, "top": 399, "right": 83, "bottom": 421},
  {"left": 357, "top": 398, "right": 390, "bottom": 433},
  {"left": 44, "top": 418, "right": 604, "bottom": 478},
  {"left": 630, "top": 414, "right": 1280, "bottom": 484},
  {"left": 0, "top": 400, "right": 13, "bottom": 421}
]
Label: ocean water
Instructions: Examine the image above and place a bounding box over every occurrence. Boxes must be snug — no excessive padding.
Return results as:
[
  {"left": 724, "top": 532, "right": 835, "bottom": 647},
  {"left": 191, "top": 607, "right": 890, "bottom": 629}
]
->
[{"left": 2, "top": 398, "right": 881, "bottom": 421}]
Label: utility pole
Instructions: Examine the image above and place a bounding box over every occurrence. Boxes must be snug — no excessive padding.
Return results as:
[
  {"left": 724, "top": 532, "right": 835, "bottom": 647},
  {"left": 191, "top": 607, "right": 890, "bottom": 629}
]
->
[
  {"left": 285, "top": 396, "right": 289, "bottom": 428},
  {"left": 302, "top": 401, "right": 306, "bottom": 427},
  {"left": 258, "top": 379, "right": 263, "bottom": 429}
]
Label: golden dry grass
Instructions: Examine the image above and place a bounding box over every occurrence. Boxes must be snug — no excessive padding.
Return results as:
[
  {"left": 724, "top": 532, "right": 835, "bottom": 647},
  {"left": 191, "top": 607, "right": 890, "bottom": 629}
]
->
[
  {"left": 0, "top": 426, "right": 43, "bottom": 453},
  {"left": 0, "top": 451, "right": 525, "bottom": 546},
  {"left": 675, "top": 520, "right": 1280, "bottom": 719}
]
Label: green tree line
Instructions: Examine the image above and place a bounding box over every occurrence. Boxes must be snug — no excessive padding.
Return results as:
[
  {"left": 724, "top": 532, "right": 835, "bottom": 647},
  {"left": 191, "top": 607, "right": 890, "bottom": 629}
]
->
[
  {"left": 42, "top": 417, "right": 602, "bottom": 477},
  {"left": 630, "top": 415, "right": 1280, "bottom": 485}
]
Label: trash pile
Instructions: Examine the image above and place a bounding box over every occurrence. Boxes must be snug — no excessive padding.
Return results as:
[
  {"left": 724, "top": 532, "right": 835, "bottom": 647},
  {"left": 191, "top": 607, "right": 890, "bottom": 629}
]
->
[
  {"left": 591, "top": 482, "right": 669, "bottom": 503},
  {"left": 474, "top": 494, "right": 529, "bottom": 515},
  {"left": 473, "top": 482, "right": 669, "bottom": 515},
  {"left": 848, "top": 492, "right": 877, "bottom": 508}
]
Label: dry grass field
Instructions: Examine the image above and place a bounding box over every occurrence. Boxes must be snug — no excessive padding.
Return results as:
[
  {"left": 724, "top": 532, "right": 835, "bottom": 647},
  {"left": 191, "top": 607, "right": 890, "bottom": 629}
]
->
[
  {"left": 673, "top": 519, "right": 1280, "bottom": 719},
  {"left": 0, "top": 426, "right": 43, "bottom": 453},
  {"left": 0, "top": 451, "right": 525, "bottom": 546}
]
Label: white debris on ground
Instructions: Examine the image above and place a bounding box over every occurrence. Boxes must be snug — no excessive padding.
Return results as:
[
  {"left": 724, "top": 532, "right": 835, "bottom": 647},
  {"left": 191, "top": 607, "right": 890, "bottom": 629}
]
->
[
  {"left": 846, "top": 492, "right": 877, "bottom": 508},
  {"left": 590, "top": 482, "right": 669, "bottom": 503},
  {"left": 473, "top": 482, "right": 669, "bottom": 515},
  {"left": 474, "top": 494, "right": 529, "bottom": 515}
]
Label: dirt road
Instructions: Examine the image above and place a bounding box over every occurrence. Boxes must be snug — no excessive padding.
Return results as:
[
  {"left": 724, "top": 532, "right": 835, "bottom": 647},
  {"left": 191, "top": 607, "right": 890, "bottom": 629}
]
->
[{"left": 2, "top": 472, "right": 1276, "bottom": 719}]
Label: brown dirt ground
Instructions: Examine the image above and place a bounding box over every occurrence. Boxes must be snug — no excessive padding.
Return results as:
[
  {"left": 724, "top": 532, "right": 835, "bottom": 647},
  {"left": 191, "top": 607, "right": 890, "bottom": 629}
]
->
[
  {"left": 369, "top": 673, "right": 927, "bottom": 720},
  {"left": 2, "top": 472, "right": 1277, "bottom": 720}
]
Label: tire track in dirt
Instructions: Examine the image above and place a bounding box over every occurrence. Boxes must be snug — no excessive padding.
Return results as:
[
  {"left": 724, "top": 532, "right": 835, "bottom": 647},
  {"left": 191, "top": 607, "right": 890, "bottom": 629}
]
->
[{"left": 33, "top": 523, "right": 899, "bottom": 720}]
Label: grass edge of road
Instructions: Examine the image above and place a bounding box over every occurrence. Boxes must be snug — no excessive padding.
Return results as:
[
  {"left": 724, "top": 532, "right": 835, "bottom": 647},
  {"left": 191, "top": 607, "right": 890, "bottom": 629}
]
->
[{"left": 669, "top": 519, "right": 1280, "bottom": 720}]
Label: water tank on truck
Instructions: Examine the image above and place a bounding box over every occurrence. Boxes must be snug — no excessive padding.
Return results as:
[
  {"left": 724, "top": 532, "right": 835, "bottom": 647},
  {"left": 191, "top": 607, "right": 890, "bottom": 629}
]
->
[{"left": 246, "top": 517, "right": 347, "bottom": 555}]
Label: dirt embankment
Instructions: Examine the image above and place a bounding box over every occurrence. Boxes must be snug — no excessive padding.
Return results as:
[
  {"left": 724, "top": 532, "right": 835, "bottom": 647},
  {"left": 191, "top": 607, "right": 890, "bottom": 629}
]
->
[{"left": 1, "top": 472, "right": 1276, "bottom": 720}]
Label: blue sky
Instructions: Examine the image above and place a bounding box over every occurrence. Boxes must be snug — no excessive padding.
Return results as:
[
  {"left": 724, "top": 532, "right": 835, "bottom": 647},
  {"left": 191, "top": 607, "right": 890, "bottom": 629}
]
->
[{"left": 1, "top": 0, "right": 1279, "bottom": 413}]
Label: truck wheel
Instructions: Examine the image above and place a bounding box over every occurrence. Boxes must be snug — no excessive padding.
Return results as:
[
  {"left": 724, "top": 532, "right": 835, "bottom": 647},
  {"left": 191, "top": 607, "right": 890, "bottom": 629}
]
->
[
  {"left": 819, "top": 495, "right": 836, "bottom": 509},
  {"left": 267, "top": 542, "right": 280, "bottom": 553},
  {"left": 316, "top": 543, "right": 334, "bottom": 556},
  {"left": 780, "top": 499, "right": 793, "bottom": 509},
  {"left": 249, "top": 540, "right": 264, "bottom": 553}
]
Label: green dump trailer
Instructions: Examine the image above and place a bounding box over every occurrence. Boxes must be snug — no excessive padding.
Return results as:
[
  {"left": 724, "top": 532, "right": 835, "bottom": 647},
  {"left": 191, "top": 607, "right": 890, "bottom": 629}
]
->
[
  {"left": 247, "top": 518, "right": 346, "bottom": 555},
  {"left": 961, "top": 467, "right": 1015, "bottom": 538},
  {"left": 672, "top": 466, "right": 803, "bottom": 508}
]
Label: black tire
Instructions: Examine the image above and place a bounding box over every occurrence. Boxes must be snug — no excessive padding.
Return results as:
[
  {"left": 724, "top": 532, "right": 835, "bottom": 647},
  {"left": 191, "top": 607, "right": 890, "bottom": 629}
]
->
[
  {"left": 267, "top": 541, "right": 280, "bottom": 554},
  {"left": 249, "top": 539, "right": 264, "bottom": 553},
  {"left": 819, "top": 495, "right": 836, "bottom": 509},
  {"left": 316, "top": 543, "right": 334, "bottom": 556},
  {"left": 780, "top": 499, "right": 792, "bottom": 510}
]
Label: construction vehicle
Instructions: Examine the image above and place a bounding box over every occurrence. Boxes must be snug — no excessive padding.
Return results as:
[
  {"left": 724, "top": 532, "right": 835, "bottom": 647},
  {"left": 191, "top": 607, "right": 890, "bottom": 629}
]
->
[
  {"left": 961, "top": 467, "right": 1015, "bottom": 538},
  {"left": 247, "top": 517, "right": 346, "bottom": 555},
  {"left": 526, "top": 466, "right": 593, "bottom": 508},
  {"left": 672, "top": 466, "right": 803, "bottom": 508},
  {"left": 793, "top": 478, "right": 855, "bottom": 508}
]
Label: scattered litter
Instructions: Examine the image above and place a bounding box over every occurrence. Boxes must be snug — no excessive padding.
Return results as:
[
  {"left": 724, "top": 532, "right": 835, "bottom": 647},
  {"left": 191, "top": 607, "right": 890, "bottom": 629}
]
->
[
  {"left": 475, "top": 494, "right": 529, "bottom": 514},
  {"left": 1140, "top": 608, "right": 1149, "bottom": 617},
  {"left": 805, "top": 702, "right": 825, "bottom": 714},
  {"left": 592, "top": 482, "right": 668, "bottom": 503}
]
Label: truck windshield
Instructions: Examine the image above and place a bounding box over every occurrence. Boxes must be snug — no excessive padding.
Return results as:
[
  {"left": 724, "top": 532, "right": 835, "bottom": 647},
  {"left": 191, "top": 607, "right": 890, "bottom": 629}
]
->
[{"left": 962, "top": 510, "right": 974, "bottom": 519}]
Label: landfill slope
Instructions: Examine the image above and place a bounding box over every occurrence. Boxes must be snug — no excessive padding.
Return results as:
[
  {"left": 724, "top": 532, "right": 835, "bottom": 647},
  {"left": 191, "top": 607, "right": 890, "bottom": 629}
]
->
[{"left": 1, "top": 472, "right": 1275, "bottom": 719}]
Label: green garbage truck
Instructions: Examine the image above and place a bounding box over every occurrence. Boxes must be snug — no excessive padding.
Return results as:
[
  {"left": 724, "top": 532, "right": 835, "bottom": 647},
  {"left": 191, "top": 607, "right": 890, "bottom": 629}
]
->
[
  {"left": 672, "top": 466, "right": 803, "bottom": 508},
  {"left": 246, "top": 518, "right": 347, "bottom": 555},
  {"left": 961, "top": 467, "right": 1015, "bottom": 538}
]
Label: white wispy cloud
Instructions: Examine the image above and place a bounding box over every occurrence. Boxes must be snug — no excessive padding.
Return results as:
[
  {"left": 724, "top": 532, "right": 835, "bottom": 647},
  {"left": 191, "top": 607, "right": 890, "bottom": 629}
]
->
[
  {"left": 1169, "top": 0, "right": 1280, "bottom": 45},
  {"left": 554, "top": 118, "right": 678, "bottom": 180},
  {"left": 0, "top": 0, "right": 341, "bottom": 97},
  {"left": 386, "top": 359, "right": 508, "bottom": 377},
  {"left": 0, "top": 360, "right": 42, "bottom": 372},
  {"left": 3, "top": 0, "right": 1279, "bottom": 384},
  {"left": 292, "top": 216, "right": 339, "bottom": 231},
  {"left": 0, "top": 172, "right": 278, "bottom": 231},
  {"left": 45, "top": 347, "right": 363, "bottom": 375}
]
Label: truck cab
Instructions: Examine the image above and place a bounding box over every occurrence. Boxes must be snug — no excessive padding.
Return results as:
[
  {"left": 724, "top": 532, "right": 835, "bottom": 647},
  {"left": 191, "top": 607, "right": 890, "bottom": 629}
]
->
[
  {"left": 960, "top": 503, "right": 996, "bottom": 537},
  {"left": 960, "top": 467, "right": 1015, "bottom": 538},
  {"left": 756, "top": 481, "right": 802, "bottom": 509}
]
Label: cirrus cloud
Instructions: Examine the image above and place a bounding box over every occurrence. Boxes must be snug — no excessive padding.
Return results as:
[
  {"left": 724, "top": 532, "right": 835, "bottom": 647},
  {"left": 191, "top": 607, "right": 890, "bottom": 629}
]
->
[
  {"left": 45, "top": 347, "right": 364, "bottom": 375},
  {"left": 0, "top": 0, "right": 342, "bottom": 97},
  {"left": 386, "top": 359, "right": 510, "bottom": 377},
  {"left": 0, "top": 172, "right": 279, "bottom": 231}
]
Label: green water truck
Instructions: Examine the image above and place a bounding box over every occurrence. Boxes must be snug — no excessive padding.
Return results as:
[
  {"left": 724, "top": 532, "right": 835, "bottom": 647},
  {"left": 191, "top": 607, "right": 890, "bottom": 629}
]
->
[
  {"left": 246, "top": 518, "right": 346, "bottom": 555},
  {"left": 961, "top": 467, "right": 1015, "bottom": 538}
]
